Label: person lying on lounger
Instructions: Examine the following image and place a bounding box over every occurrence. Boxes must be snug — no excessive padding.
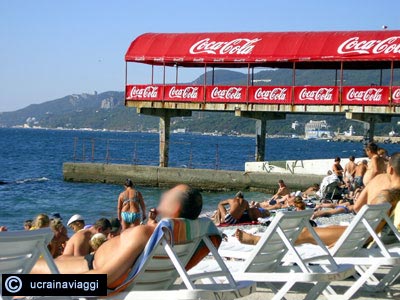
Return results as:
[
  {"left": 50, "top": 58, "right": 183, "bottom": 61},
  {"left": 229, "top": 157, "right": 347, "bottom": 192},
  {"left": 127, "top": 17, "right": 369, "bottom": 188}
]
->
[
  {"left": 251, "top": 193, "right": 302, "bottom": 211},
  {"left": 235, "top": 153, "right": 400, "bottom": 248},
  {"left": 31, "top": 184, "right": 203, "bottom": 286},
  {"left": 311, "top": 202, "right": 354, "bottom": 219}
]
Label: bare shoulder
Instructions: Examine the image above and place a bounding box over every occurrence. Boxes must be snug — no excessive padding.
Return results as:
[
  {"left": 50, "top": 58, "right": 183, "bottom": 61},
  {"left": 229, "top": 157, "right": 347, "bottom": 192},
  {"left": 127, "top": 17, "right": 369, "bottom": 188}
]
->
[
  {"left": 227, "top": 198, "right": 235, "bottom": 204},
  {"left": 373, "top": 173, "right": 390, "bottom": 184},
  {"left": 372, "top": 190, "right": 391, "bottom": 205},
  {"left": 371, "top": 156, "right": 379, "bottom": 163},
  {"left": 122, "top": 224, "right": 154, "bottom": 240}
]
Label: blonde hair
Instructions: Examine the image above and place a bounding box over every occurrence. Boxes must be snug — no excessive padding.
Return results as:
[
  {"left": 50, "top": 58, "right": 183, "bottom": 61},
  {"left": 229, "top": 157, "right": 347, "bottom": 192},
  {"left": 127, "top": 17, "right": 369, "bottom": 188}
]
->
[
  {"left": 33, "top": 214, "right": 50, "bottom": 229},
  {"left": 90, "top": 233, "right": 107, "bottom": 251}
]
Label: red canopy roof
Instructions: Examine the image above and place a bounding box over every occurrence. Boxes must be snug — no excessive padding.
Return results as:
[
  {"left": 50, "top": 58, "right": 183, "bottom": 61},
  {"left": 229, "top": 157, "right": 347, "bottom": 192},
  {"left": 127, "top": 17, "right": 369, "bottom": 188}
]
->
[{"left": 125, "top": 31, "right": 400, "bottom": 67}]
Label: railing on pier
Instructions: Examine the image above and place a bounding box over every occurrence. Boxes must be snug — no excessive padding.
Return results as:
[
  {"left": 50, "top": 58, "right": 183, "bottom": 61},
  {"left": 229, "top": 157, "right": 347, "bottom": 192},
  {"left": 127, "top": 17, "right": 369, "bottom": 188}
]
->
[{"left": 72, "top": 137, "right": 254, "bottom": 171}]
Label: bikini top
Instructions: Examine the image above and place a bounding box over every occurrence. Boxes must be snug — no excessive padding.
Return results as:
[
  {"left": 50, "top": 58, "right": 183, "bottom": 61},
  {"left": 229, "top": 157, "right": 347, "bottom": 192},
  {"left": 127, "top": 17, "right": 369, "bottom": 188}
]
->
[{"left": 122, "top": 190, "right": 140, "bottom": 205}]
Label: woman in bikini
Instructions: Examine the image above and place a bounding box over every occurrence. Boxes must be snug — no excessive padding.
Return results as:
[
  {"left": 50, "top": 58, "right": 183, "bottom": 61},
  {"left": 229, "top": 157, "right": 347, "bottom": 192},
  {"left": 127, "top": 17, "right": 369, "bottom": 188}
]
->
[{"left": 117, "top": 179, "right": 146, "bottom": 230}]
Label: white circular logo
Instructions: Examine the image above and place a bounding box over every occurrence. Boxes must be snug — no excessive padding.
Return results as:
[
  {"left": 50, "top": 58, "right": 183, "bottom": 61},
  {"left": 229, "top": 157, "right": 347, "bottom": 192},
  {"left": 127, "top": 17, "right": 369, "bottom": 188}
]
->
[{"left": 5, "top": 276, "right": 22, "bottom": 293}]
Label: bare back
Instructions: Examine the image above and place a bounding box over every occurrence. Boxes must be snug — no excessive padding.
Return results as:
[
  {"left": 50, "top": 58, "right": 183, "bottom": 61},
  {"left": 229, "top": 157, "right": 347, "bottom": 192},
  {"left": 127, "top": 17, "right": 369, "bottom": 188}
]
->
[
  {"left": 345, "top": 161, "right": 356, "bottom": 177},
  {"left": 228, "top": 197, "right": 249, "bottom": 220},
  {"left": 363, "top": 155, "right": 386, "bottom": 186},
  {"left": 119, "top": 188, "right": 141, "bottom": 213},
  {"left": 354, "top": 163, "right": 367, "bottom": 177},
  {"left": 354, "top": 173, "right": 392, "bottom": 212},
  {"left": 62, "top": 229, "right": 92, "bottom": 256}
]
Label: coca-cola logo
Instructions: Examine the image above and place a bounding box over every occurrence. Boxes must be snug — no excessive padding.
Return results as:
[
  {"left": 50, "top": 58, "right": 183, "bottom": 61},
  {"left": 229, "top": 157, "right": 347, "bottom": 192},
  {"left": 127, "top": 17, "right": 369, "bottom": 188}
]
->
[
  {"left": 393, "top": 88, "right": 400, "bottom": 102},
  {"left": 129, "top": 86, "right": 159, "bottom": 99},
  {"left": 254, "top": 88, "right": 288, "bottom": 101},
  {"left": 299, "top": 88, "right": 333, "bottom": 101},
  {"left": 168, "top": 86, "right": 199, "bottom": 99},
  {"left": 189, "top": 38, "right": 261, "bottom": 55},
  {"left": 211, "top": 87, "right": 243, "bottom": 100},
  {"left": 346, "top": 88, "right": 383, "bottom": 102},
  {"left": 338, "top": 36, "right": 400, "bottom": 55}
]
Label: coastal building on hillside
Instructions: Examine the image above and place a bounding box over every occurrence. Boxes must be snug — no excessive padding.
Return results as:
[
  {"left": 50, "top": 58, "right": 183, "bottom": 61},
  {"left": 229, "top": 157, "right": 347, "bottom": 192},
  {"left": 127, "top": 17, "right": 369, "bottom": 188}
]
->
[{"left": 304, "top": 120, "right": 333, "bottom": 140}]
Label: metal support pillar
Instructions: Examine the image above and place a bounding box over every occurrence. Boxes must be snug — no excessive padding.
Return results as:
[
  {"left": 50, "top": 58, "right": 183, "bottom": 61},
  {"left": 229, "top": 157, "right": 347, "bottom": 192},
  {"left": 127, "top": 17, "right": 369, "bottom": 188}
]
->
[
  {"left": 137, "top": 108, "right": 192, "bottom": 167},
  {"left": 363, "top": 121, "right": 375, "bottom": 145},
  {"left": 255, "top": 118, "right": 267, "bottom": 161},
  {"left": 236, "top": 111, "right": 286, "bottom": 162},
  {"left": 159, "top": 114, "right": 170, "bottom": 167},
  {"left": 345, "top": 112, "right": 391, "bottom": 145}
]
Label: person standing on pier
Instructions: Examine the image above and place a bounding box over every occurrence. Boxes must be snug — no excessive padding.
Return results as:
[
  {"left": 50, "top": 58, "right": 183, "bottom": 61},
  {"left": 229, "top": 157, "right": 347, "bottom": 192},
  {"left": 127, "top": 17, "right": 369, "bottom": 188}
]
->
[{"left": 118, "top": 179, "right": 146, "bottom": 230}]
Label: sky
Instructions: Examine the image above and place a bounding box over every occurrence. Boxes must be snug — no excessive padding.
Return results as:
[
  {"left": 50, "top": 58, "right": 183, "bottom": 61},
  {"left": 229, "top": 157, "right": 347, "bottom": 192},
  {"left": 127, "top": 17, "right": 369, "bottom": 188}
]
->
[{"left": 0, "top": 0, "right": 399, "bottom": 112}]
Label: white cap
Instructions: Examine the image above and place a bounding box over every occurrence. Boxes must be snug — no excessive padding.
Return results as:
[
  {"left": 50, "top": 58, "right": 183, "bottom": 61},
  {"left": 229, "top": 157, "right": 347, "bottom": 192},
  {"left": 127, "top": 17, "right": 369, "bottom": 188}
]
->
[
  {"left": 67, "top": 214, "right": 84, "bottom": 226},
  {"left": 295, "top": 191, "right": 302, "bottom": 197}
]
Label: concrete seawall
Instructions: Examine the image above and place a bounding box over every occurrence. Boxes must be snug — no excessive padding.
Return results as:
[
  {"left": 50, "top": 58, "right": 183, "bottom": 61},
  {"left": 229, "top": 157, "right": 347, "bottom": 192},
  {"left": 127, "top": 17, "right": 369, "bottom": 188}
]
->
[{"left": 63, "top": 162, "right": 324, "bottom": 193}]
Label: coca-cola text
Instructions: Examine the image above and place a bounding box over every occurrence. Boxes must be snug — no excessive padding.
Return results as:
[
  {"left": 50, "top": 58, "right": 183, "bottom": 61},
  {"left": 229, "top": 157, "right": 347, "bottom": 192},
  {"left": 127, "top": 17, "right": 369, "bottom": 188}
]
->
[
  {"left": 168, "top": 86, "right": 199, "bottom": 99},
  {"left": 298, "top": 88, "right": 334, "bottom": 101},
  {"left": 190, "top": 38, "right": 261, "bottom": 55},
  {"left": 338, "top": 36, "right": 400, "bottom": 55},
  {"left": 254, "top": 87, "right": 288, "bottom": 101},
  {"left": 210, "top": 87, "right": 243, "bottom": 100},
  {"left": 129, "top": 86, "right": 159, "bottom": 99},
  {"left": 392, "top": 88, "right": 400, "bottom": 103},
  {"left": 345, "top": 88, "right": 383, "bottom": 102}
]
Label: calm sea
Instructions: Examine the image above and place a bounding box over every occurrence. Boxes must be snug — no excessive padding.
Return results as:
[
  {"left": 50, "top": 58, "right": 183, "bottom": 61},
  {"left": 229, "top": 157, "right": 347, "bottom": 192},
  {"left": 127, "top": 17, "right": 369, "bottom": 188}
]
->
[{"left": 0, "top": 128, "right": 398, "bottom": 231}]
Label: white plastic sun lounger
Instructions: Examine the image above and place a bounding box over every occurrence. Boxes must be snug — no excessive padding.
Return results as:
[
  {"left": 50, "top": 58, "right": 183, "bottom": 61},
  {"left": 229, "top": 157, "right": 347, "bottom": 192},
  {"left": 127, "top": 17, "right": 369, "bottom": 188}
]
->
[
  {"left": 281, "top": 203, "right": 400, "bottom": 299},
  {"left": 107, "top": 218, "right": 255, "bottom": 300},
  {"left": 0, "top": 228, "right": 61, "bottom": 300},
  {"left": 323, "top": 203, "right": 400, "bottom": 299},
  {"left": 191, "top": 210, "right": 355, "bottom": 300}
]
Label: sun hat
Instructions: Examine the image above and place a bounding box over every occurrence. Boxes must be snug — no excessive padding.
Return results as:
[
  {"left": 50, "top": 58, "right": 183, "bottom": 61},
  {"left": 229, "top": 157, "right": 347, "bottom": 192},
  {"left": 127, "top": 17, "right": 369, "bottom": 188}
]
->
[{"left": 67, "top": 214, "right": 84, "bottom": 226}]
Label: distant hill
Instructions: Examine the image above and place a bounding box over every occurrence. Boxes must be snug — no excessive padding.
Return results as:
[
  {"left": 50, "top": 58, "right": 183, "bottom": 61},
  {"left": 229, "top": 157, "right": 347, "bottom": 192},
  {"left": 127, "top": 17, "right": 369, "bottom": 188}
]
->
[{"left": 0, "top": 69, "right": 399, "bottom": 135}]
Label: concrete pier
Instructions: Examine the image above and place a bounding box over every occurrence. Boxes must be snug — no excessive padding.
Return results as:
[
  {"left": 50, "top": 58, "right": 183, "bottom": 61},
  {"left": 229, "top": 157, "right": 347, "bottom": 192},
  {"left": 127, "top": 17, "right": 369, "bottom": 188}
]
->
[
  {"left": 136, "top": 108, "right": 192, "bottom": 167},
  {"left": 63, "top": 162, "right": 323, "bottom": 193},
  {"left": 235, "top": 111, "right": 286, "bottom": 161}
]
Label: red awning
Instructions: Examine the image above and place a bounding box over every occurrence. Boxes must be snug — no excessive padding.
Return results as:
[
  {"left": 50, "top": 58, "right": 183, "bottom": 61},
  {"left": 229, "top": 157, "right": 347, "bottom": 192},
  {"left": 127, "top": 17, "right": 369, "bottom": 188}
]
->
[{"left": 125, "top": 31, "right": 400, "bottom": 67}]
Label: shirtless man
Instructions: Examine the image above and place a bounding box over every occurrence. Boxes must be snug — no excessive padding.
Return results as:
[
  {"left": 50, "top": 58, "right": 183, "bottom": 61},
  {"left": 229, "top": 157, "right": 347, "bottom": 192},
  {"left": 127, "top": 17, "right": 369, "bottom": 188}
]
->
[
  {"left": 253, "top": 180, "right": 290, "bottom": 209},
  {"left": 344, "top": 156, "right": 357, "bottom": 183},
  {"left": 236, "top": 153, "right": 400, "bottom": 248},
  {"left": 62, "top": 218, "right": 112, "bottom": 256},
  {"left": 363, "top": 142, "right": 387, "bottom": 186},
  {"left": 214, "top": 191, "right": 250, "bottom": 225},
  {"left": 118, "top": 179, "right": 146, "bottom": 230},
  {"left": 32, "top": 184, "right": 203, "bottom": 287},
  {"left": 271, "top": 179, "right": 290, "bottom": 200},
  {"left": 353, "top": 160, "right": 368, "bottom": 189},
  {"left": 332, "top": 157, "right": 344, "bottom": 183}
]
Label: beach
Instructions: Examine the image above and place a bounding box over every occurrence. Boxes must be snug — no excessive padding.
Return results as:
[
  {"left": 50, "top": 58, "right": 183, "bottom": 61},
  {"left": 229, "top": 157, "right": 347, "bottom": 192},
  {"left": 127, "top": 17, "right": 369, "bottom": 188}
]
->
[{"left": 1, "top": 128, "right": 400, "bottom": 299}]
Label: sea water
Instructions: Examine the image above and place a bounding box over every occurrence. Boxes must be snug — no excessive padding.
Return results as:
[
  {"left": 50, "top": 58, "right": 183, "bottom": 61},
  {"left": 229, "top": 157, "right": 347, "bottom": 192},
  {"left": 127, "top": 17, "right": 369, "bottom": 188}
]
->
[{"left": 0, "top": 128, "right": 398, "bottom": 230}]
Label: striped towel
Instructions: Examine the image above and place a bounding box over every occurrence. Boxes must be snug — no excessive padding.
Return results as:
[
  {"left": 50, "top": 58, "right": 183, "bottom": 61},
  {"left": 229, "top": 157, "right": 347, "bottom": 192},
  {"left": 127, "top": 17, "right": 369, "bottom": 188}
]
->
[{"left": 108, "top": 218, "right": 221, "bottom": 294}]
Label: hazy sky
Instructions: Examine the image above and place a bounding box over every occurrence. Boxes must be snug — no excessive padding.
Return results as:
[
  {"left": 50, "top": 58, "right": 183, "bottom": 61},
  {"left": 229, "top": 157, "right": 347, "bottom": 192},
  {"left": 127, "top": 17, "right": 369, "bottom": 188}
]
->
[{"left": 1, "top": 0, "right": 399, "bottom": 112}]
